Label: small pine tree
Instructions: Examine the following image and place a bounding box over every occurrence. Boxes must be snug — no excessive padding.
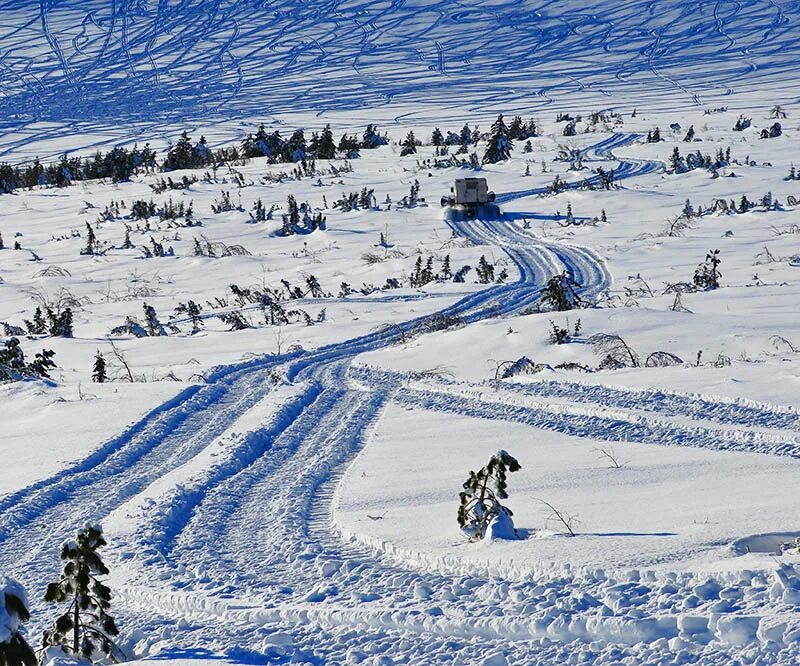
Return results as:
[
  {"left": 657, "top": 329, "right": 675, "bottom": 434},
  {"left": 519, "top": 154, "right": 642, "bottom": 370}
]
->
[
  {"left": 476, "top": 255, "right": 495, "bottom": 283},
  {"left": 540, "top": 272, "right": 583, "bottom": 311},
  {"left": 47, "top": 308, "right": 74, "bottom": 338},
  {"left": 92, "top": 352, "right": 107, "bottom": 383},
  {"left": 142, "top": 303, "right": 165, "bottom": 336},
  {"left": 121, "top": 226, "right": 134, "bottom": 249},
  {"left": 0, "top": 578, "right": 36, "bottom": 666},
  {"left": 482, "top": 115, "right": 513, "bottom": 164},
  {"left": 185, "top": 300, "right": 203, "bottom": 334},
  {"left": 316, "top": 125, "right": 336, "bottom": 160},
  {"left": 693, "top": 249, "right": 721, "bottom": 290},
  {"left": 81, "top": 223, "right": 97, "bottom": 256},
  {"left": 457, "top": 451, "right": 521, "bottom": 541},
  {"left": 440, "top": 254, "right": 452, "bottom": 280},
  {"left": 43, "top": 525, "right": 120, "bottom": 662},
  {"left": 431, "top": 128, "right": 444, "bottom": 146},
  {"left": 400, "top": 131, "right": 417, "bottom": 157}
]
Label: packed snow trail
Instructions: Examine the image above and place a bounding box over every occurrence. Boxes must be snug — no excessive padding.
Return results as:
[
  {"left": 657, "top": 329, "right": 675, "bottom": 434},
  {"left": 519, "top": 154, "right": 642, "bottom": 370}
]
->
[{"left": 2, "top": 135, "right": 799, "bottom": 663}]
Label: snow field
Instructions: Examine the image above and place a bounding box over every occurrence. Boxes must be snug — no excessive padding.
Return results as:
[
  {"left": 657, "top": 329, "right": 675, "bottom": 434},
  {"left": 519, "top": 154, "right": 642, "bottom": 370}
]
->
[{"left": 1, "top": 110, "right": 799, "bottom": 664}]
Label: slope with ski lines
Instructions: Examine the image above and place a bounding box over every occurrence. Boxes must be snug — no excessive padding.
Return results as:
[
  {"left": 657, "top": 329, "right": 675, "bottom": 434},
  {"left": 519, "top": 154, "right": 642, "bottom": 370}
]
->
[{"left": 0, "top": 1, "right": 799, "bottom": 159}]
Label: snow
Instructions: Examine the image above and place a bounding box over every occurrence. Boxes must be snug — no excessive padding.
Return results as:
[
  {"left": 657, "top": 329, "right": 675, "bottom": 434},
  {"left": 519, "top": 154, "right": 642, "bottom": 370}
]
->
[
  {"left": 2, "top": 2, "right": 800, "bottom": 664},
  {"left": 0, "top": 577, "right": 27, "bottom": 644}
]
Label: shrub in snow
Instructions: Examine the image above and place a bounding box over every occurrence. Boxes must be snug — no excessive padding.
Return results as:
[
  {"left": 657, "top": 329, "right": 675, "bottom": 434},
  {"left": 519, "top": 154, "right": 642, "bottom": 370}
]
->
[
  {"left": 693, "top": 249, "right": 722, "bottom": 291},
  {"left": 540, "top": 272, "right": 583, "bottom": 311},
  {"left": 458, "top": 451, "right": 521, "bottom": 541},
  {"left": 0, "top": 337, "right": 57, "bottom": 382},
  {"left": 43, "top": 524, "right": 121, "bottom": 662},
  {"left": 0, "top": 578, "right": 36, "bottom": 666}
]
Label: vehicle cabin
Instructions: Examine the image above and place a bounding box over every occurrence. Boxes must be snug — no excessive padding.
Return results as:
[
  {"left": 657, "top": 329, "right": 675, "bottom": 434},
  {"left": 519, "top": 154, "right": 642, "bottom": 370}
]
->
[{"left": 455, "top": 178, "right": 490, "bottom": 205}]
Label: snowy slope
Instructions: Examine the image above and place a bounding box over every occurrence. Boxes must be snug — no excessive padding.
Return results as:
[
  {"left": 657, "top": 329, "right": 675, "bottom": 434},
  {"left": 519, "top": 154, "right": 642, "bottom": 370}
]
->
[
  {"left": 2, "top": 117, "right": 800, "bottom": 664},
  {"left": 1, "top": 0, "right": 800, "bottom": 158},
  {"left": 2, "top": 3, "right": 800, "bottom": 663}
]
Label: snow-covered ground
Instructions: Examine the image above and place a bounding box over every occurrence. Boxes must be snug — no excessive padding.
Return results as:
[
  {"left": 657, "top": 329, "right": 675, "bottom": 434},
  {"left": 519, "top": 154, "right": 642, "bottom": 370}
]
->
[{"left": 2, "top": 2, "right": 800, "bottom": 665}]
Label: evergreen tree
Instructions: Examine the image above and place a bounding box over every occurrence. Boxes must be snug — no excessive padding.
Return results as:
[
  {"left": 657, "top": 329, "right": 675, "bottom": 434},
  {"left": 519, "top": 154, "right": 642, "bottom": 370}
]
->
[
  {"left": 457, "top": 451, "right": 521, "bottom": 541},
  {"left": 540, "top": 272, "right": 583, "bottom": 311},
  {"left": 81, "top": 223, "right": 98, "bottom": 256},
  {"left": 458, "top": 123, "right": 472, "bottom": 153},
  {"left": 476, "top": 255, "right": 495, "bottom": 283},
  {"left": 0, "top": 338, "right": 26, "bottom": 381},
  {"left": 693, "top": 249, "right": 721, "bottom": 290},
  {"left": 47, "top": 308, "right": 73, "bottom": 338},
  {"left": 431, "top": 128, "right": 444, "bottom": 147},
  {"left": 28, "top": 349, "right": 56, "bottom": 378},
  {"left": 286, "top": 195, "right": 300, "bottom": 227},
  {"left": 43, "top": 524, "right": 120, "bottom": 662},
  {"left": 305, "top": 275, "right": 324, "bottom": 298},
  {"left": 24, "top": 307, "right": 47, "bottom": 335},
  {"left": 121, "top": 226, "right": 134, "bottom": 250},
  {"left": 440, "top": 254, "right": 452, "bottom": 280},
  {"left": 142, "top": 303, "right": 165, "bottom": 336},
  {"left": 507, "top": 116, "right": 524, "bottom": 139},
  {"left": 284, "top": 129, "right": 307, "bottom": 162},
  {"left": 316, "top": 125, "right": 336, "bottom": 160},
  {"left": 184, "top": 301, "right": 203, "bottom": 334},
  {"left": 482, "top": 115, "right": 513, "bottom": 164},
  {"left": 92, "top": 352, "right": 107, "bottom": 383},
  {"left": 0, "top": 578, "right": 36, "bottom": 666},
  {"left": 400, "top": 131, "right": 417, "bottom": 157},
  {"left": 362, "top": 124, "right": 382, "bottom": 149},
  {"left": 163, "top": 132, "right": 199, "bottom": 171},
  {"left": 410, "top": 256, "right": 423, "bottom": 287}
]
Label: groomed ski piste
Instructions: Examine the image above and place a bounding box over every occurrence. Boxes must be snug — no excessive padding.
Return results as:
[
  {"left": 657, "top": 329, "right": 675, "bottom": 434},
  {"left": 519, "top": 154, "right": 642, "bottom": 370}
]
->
[{"left": 2, "top": 2, "right": 800, "bottom": 665}]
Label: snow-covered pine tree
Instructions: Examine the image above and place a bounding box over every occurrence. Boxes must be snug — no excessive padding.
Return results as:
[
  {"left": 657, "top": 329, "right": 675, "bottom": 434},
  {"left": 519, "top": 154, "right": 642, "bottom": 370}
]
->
[
  {"left": 457, "top": 450, "right": 521, "bottom": 541},
  {"left": 43, "top": 524, "right": 120, "bottom": 662},
  {"left": 440, "top": 254, "right": 452, "bottom": 280},
  {"left": 287, "top": 195, "right": 300, "bottom": 227},
  {"left": 92, "top": 352, "right": 107, "bottom": 383},
  {"left": 482, "top": 115, "right": 513, "bottom": 164},
  {"left": 316, "top": 125, "right": 336, "bottom": 160},
  {"left": 476, "top": 255, "right": 495, "bottom": 283},
  {"left": 540, "top": 272, "right": 583, "bottom": 311},
  {"left": 81, "top": 223, "right": 98, "bottom": 256},
  {"left": 163, "top": 131, "right": 199, "bottom": 171},
  {"left": 400, "top": 131, "right": 417, "bottom": 157},
  {"left": 121, "top": 226, "right": 134, "bottom": 249},
  {"left": 47, "top": 308, "right": 73, "bottom": 338},
  {"left": 431, "top": 128, "right": 444, "bottom": 147},
  {"left": 361, "top": 124, "right": 381, "bottom": 149},
  {"left": 305, "top": 275, "right": 324, "bottom": 298},
  {"left": 0, "top": 578, "right": 36, "bottom": 666},
  {"left": 142, "top": 303, "right": 165, "bottom": 336},
  {"left": 693, "top": 249, "right": 721, "bottom": 290},
  {"left": 185, "top": 300, "right": 203, "bottom": 333},
  {"left": 507, "top": 116, "right": 524, "bottom": 139},
  {"left": 457, "top": 123, "right": 472, "bottom": 153},
  {"left": 24, "top": 307, "right": 47, "bottom": 335}
]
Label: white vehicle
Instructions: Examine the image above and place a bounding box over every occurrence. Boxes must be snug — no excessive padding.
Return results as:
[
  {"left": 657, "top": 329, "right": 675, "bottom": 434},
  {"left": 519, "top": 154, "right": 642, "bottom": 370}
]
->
[{"left": 441, "top": 177, "right": 496, "bottom": 215}]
